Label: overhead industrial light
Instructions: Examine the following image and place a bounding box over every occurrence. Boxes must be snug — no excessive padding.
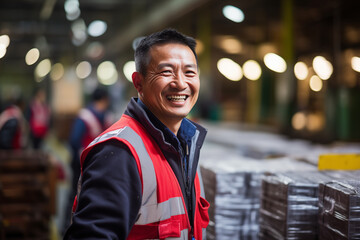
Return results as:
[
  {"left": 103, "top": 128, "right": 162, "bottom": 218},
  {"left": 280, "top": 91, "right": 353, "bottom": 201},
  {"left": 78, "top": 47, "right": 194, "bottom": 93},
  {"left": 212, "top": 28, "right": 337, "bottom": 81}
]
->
[
  {"left": 309, "top": 75, "right": 323, "bottom": 92},
  {"left": 292, "top": 112, "right": 306, "bottom": 130},
  {"left": 71, "top": 18, "right": 87, "bottom": 46},
  {"left": 294, "top": 61, "right": 308, "bottom": 80},
  {"left": 35, "top": 59, "right": 52, "bottom": 82},
  {"left": 351, "top": 56, "right": 360, "bottom": 72},
  {"left": 123, "top": 61, "right": 136, "bottom": 82},
  {"left": 0, "top": 44, "right": 7, "bottom": 59},
  {"left": 25, "top": 48, "right": 40, "bottom": 65},
  {"left": 215, "top": 35, "right": 242, "bottom": 54},
  {"left": 50, "top": 63, "right": 65, "bottom": 81},
  {"left": 0, "top": 35, "right": 10, "bottom": 48},
  {"left": 88, "top": 20, "right": 107, "bottom": 37},
  {"left": 222, "top": 5, "right": 245, "bottom": 23},
  {"left": 263, "top": 53, "right": 287, "bottom": 73},
  {"left": 0, "top": 34, "right": 10, "bottom": 59},
  {"left": 64, "top": 0, "right": 80, "bottom": 21},
  {"left": 76, "top": 61, "right": 92, "bottom": 79},
  {"left": 217, "top": 58, "right": 243, "bottom": 81},
  {"left": 243, "top": 60, "right": 262, "bottom": 80},
  {"left": 97, "top": 61, "right": 118, "bottom": 85},
  {"left": 312, "top": 56, "right": 333, "bottom": 80}
]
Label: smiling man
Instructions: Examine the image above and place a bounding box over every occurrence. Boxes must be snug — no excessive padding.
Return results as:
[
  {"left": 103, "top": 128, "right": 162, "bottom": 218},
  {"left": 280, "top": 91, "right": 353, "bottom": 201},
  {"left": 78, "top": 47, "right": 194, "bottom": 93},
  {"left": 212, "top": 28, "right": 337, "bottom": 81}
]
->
[{"left": 64, "top": 29, "right": 209, "bottom": 240}]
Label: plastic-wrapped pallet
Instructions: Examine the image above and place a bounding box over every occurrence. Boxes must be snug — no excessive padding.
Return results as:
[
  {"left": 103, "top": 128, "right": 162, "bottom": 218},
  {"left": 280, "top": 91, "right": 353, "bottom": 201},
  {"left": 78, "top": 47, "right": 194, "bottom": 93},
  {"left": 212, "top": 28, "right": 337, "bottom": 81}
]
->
[
  {"left": 259, "top": 171, "right": 334, "bottom": 240},
  {"left": 318, "top": 171, "right": 360, "bottom": 240},
  {"left": 200, "top": 142, "right": 316, "bottom": 240}
]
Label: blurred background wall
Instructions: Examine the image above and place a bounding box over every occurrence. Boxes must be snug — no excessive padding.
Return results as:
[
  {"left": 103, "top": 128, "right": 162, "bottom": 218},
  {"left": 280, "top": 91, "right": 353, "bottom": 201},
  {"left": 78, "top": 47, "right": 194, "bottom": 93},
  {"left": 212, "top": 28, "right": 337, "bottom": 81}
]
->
[{"left": 1, "top": 0, "right": 360, "bottom": 142}]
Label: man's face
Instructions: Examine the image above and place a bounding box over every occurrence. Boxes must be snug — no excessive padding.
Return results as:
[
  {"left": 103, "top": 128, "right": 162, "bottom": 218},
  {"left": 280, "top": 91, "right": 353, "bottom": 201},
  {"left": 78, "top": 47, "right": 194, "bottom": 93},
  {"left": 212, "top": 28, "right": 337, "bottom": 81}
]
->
[{"left": 136, "top": 43, "right": 200, "bottom": 128}]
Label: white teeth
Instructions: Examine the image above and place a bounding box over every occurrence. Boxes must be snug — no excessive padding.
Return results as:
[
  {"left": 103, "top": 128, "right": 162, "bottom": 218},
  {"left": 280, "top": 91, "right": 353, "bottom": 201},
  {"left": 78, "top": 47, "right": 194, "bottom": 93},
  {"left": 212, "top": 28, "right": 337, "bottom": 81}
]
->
[{"left": 167, "top": 95, "right": 187, "bottom": 101}]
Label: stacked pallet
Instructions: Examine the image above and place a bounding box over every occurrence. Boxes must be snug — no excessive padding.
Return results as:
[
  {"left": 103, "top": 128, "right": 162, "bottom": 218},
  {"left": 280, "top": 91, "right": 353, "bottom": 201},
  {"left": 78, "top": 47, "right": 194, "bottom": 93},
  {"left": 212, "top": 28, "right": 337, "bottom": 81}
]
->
[
  {"left": 318, "top": 176, "right": 360, "bottom": 240},
  {"left": 259, "top": 171, "right": 333, "bottom": 240},
  {"left": 0, "top": 150, "right": 56, "bottom": 240},
  {"left": 200, "top": 142, "right": 316, "bottom": 240},
  {"left": 259, "top": 171, "right": 360, "bottom": 240}
]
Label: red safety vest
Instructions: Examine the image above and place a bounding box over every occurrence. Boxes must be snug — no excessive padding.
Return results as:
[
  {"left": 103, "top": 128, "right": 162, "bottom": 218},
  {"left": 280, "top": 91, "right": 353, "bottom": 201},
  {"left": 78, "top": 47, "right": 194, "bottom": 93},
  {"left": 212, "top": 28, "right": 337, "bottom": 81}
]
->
[
  {"left": 29, "top": 101, "right": 50, "bottom": 138},
  {"left": 0, "top": 105, "right": 26, "bottom": 149},
  {"left": 78, "top": 108, "right": 105, "bottom": 148},
  {"left": 77, "top": 114, "right": 209, "bottom": 240}
]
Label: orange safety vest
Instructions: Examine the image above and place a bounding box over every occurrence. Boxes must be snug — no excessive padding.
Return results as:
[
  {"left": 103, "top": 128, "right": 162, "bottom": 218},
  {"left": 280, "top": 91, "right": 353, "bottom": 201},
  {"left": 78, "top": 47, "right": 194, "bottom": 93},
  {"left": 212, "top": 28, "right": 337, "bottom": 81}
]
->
[{"left": 77, "top": 114, "right": 209, "bottom": 240}]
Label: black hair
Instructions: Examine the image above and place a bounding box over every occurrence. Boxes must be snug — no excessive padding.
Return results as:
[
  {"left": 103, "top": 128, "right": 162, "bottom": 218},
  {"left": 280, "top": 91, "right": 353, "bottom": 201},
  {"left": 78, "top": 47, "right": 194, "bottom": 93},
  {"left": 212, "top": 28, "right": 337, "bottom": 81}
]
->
[
  {"left": 91, "top": 87, "right": 109, "bottom": 101},
  {"left": 134, "top": 28, "right": 197, "bottom": 76}
]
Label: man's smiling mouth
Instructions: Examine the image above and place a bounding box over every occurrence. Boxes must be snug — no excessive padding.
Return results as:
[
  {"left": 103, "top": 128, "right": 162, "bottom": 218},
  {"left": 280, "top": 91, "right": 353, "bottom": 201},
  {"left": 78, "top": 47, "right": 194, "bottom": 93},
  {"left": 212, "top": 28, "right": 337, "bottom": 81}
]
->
[{"left": 166, "top": 95, "right": 188, "bottom": 102}]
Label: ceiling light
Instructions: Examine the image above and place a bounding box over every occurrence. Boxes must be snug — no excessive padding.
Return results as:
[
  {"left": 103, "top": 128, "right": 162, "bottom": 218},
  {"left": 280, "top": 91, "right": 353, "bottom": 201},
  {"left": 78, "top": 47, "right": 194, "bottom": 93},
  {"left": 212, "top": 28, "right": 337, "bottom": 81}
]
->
[
  {"left": 88, "top": 20, "right": 107, "bottom": 37},
  {"left": 25, "top": 48, "right": 40, "bottom": 65},
  {"left": 123, "top": 61, "right": 135, "bottom": 82},
  {"left": 50, "top": 63, "right": 65, "bottom": 81},
  {"left": 309, "top": 75, "right": 323, "bottom": 92},
  {"left": 306, "top": 113, "right": 324, "bottom": 131},
  {"left": 222, "top": 5, "right": 245, "bottom": 23},
  {"left": 97, "top": 61, "right": 118, "bottom": 85},
  {"left": 216, "top": 36, "right": 242, "bottom": 54},
  {"left": 263, "top": 53, "right": 287, "bottom": 73},
  {"left": 217, "top": 58, "right": 243, "bottom": 81},
  {"left": 35, "top": 59, "right": 52, "bottom": 81},
  {"left": 0, "top": 35, "right": 10, "bottom": 59},
  {"left": 64, "top": 0, "right": 79, "bottom": 15},
  {"left": 0, "top": 35, "right": 10, "bottom": 48},
  {"left": 292, "top": 112, "right": 306, "bottom": 130},
  {"left": 66, "top": 9, "right": 81, "bottom": 21},
  {"left": 0, "top": 44, "right": 7, "bottom": 59},
  {"left": 243, "top": 60, "right": 262, "bottom": 80},
  {"left": 71, "top": 19, "right": 87, "bottom": 46},
  {"left": 312, "top": 56, "right": 333, "bottom": 80},
  {"left": 294, "top": 61, "right": 308, "bottom": 80},
  {"left": 76, "top": 61, "right": 92, "bottom": 79},
  {"left": 351, "top": 56, "right": 360, "bottom": 72},
  {"left": 85, "top": 42, "right": 105, "bottom": 60}
]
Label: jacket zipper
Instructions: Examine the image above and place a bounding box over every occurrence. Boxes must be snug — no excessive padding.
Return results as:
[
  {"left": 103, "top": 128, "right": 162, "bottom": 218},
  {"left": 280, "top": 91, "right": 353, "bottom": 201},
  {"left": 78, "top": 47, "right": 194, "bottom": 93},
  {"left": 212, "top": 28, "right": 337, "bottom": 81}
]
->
[
  {"left": 179, "top": 142, "right": 194, "bottom": 238},
  {"left": 185, "top": 143, "right": 194, "bottom": 239}
]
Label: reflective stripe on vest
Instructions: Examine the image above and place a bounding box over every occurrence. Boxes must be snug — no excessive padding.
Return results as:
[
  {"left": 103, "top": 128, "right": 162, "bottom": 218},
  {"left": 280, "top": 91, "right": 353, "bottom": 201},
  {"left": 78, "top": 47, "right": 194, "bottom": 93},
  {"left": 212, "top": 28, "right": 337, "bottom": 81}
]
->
[{"left": 88, "top": 126, "right": 187, "bottom": 227}]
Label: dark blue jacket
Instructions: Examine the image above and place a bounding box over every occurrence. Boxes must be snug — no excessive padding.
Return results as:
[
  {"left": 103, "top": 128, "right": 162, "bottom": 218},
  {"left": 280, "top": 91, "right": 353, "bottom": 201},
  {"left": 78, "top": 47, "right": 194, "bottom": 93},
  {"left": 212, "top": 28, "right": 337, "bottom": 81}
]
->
[{"left": 64, "top": 98, "right": 207, "bottom": 239}]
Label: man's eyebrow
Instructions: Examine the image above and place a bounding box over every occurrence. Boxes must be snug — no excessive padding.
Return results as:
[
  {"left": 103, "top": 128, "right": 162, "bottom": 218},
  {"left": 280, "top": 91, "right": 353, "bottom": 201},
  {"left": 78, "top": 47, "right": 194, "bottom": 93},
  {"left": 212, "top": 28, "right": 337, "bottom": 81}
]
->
[
  {"left": 184, "top": 64, "right": 197, "bottom": 68},
  {"left": 157, "top": 63, "right": 197, "bottom": 69},
  {"left": 157, "top": 63, "right": 174, "bottom": 69}
]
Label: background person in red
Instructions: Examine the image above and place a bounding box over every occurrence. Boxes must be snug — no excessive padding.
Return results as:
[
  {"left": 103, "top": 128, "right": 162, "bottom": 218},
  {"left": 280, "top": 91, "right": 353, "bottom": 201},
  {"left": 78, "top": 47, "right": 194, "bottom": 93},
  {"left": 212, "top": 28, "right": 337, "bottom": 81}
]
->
[
  {"left": 63, "top": 86, "right": 113, "bottom": 233},
  {"left": 0, "top": 96, "right": 28, "bottom": 149},
  {"left": 27, "top": 88, "right": 51, "bottom": 149}
]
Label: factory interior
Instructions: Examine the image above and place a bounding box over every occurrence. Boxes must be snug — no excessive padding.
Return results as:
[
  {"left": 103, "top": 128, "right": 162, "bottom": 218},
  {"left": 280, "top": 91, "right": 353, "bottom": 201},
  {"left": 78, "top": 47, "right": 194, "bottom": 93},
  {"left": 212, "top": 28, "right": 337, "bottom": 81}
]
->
[{"left": 0, "top": 0, "right": 359, "bottom": 239}]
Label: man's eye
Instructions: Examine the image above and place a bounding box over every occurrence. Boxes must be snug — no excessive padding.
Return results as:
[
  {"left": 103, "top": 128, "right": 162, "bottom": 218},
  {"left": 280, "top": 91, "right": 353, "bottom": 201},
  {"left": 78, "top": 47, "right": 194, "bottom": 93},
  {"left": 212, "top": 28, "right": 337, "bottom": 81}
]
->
[
  {"left": 186, "top": 71, "right": 196, "bottom": 76},
  {"left": 161, "top": 70, "right": 172, "bottom": 74}
]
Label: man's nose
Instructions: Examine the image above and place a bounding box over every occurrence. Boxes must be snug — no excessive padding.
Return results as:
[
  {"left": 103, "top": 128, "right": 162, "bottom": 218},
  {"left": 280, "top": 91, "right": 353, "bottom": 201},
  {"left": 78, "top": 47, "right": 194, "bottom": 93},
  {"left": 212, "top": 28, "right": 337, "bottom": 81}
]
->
[{"left": 170, "top": 73, "right": 187, "bottom": 90}]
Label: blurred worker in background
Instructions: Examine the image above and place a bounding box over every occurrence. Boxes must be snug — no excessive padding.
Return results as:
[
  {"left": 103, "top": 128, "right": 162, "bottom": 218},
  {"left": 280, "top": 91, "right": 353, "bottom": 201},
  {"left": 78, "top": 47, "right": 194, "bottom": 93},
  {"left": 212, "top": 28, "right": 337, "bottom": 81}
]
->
[
  {"left": 63, "top": 86, "right": 113, "bottom": 233},
  {"left": 26, "top": 87, "right": 51, "bottom": 149},
  {"left": 0, "top": 97, "right": 28, "bottom": 149},
  {"left": 64, "top": 28, "right": 209, "bottom": 240}
]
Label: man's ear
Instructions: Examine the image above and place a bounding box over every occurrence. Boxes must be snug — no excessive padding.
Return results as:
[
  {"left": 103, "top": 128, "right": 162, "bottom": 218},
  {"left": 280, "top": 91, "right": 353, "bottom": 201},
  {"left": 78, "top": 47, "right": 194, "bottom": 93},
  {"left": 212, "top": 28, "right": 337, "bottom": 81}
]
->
[{"left": 132, "top": 72, "right": 143, "bottom": 93}]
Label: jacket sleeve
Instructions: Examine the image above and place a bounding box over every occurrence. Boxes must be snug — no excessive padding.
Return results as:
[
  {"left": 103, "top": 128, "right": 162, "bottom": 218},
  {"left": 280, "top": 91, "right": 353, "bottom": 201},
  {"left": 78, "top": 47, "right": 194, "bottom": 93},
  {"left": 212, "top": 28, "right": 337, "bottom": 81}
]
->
[{"left": 64, "top": 139, "right": 142, "bottom": 240}]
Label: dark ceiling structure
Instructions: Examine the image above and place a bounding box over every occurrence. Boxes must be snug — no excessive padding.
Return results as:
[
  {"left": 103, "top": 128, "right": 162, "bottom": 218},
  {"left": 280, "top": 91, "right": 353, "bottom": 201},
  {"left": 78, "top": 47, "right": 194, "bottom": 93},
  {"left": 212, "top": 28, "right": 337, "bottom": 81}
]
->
[{"left": 1, "top": 0, "right": 360, "bottom": 87}]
